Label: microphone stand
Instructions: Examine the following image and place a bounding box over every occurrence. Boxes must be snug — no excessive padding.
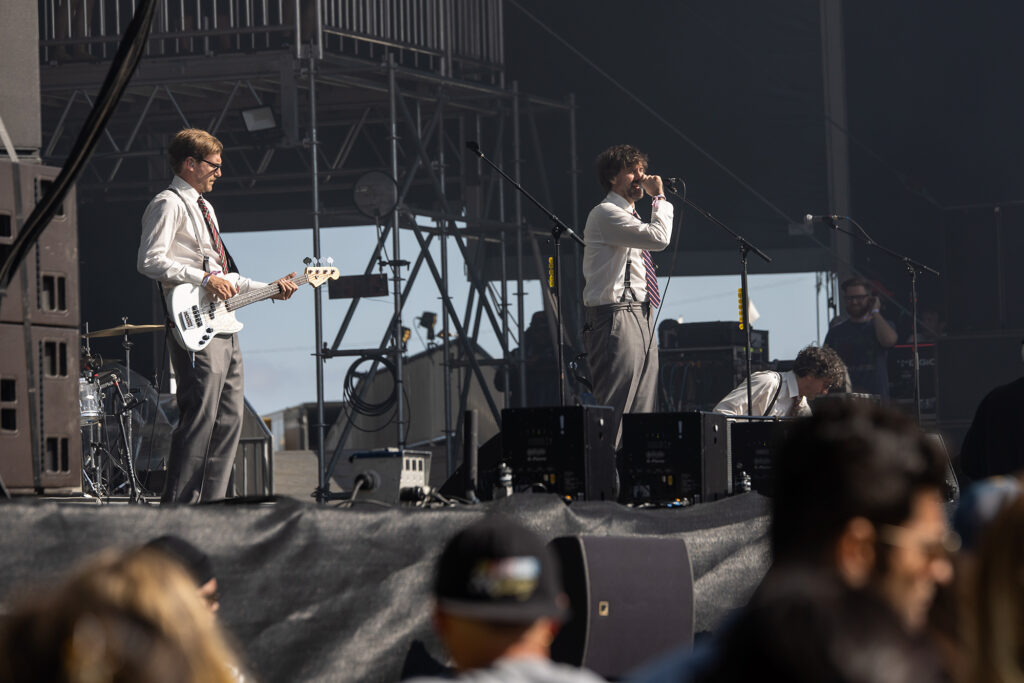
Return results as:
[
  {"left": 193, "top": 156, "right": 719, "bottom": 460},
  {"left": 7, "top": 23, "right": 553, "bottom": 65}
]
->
[
  {"left": 665, "top": 181, "right": 771, "bottom": 412},
  {"left": 822, "top": 216, "right": 939, "bottom": 424},
  {"left": 465, "top": 141, "right": 585, "bottom": 407}
]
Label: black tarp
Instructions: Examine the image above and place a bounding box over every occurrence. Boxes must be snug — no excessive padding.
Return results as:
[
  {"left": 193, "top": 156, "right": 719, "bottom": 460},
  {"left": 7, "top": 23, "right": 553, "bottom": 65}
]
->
[{"left": 0, "top": 493, "right": 769, "bottom": 682}]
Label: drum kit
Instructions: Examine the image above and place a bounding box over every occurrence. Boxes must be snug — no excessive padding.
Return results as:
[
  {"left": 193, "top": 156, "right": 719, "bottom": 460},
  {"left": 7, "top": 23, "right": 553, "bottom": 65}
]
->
[{"left": 78, "top": 318, "right": 165, "bottom": 503}]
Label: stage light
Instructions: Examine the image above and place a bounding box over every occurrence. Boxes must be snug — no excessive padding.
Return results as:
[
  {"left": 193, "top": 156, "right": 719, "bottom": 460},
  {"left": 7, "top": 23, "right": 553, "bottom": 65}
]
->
[
  {"left": 241, "top": 105, "right": 277, "bottom": 133},
  {"left": 419, "top": 311, "right": 437, "bottom": 341}
]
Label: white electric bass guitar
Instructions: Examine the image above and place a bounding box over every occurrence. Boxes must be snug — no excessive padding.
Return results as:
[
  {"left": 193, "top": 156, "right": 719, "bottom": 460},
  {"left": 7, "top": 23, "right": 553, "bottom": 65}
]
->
[{"left": 167, "top": 266, "right": 339, "bottom": 351}]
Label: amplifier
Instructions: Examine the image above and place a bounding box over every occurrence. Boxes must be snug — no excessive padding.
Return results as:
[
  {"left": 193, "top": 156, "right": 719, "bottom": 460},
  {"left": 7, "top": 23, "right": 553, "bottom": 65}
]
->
[
  {"left": 658, "top": 320, "right": 769, "bottom": 352},
  {"left": 620, "top": 411, "right": 730, "bottom": 504},
  {"left": 501, "top": 406, "right": 617, "bottom": 501},
  {"left": 659, "top": 347, "right": 771, "bottom": 412},
  {"left": 888, "top": 343, "right": 937, "bottom": 418},
  {"left": 728, "top": 419, "right": 796, "bottom": 497}
]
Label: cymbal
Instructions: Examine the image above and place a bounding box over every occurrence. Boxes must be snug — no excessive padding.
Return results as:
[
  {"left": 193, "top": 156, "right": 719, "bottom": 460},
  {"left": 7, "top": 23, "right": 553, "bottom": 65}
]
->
[{"left": 83, "top": 323, "right": 165, "bottom": 339}]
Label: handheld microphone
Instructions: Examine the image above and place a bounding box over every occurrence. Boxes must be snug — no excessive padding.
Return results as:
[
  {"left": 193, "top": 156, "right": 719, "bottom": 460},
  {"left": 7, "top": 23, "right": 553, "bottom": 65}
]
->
[{"left": 804, "top": 213, "right": 842, "bottom": 224}]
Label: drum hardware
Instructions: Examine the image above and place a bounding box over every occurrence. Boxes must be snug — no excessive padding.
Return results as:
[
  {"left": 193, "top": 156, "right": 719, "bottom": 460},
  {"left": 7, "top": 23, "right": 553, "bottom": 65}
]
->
[{"left": 78, "top": 319, "right": 162, "bottom": 504}]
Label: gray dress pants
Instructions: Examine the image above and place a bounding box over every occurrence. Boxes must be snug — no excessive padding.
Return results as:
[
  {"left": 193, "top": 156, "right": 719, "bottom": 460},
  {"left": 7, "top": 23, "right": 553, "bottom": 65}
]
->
[
  {"left": 163, "top": 334, "right": 245, "bottom": 503},
  {"left": 583, "top": 302, "right": 659, "bottom": 447}
]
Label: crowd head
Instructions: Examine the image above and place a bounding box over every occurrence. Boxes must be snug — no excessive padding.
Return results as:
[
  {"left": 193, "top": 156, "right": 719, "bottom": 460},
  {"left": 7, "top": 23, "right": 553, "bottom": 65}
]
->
[
  {"left": 0, "top": 547, "right": 242, "bottom": 683},
  {"left": 431, "top": 516, "right": 569, "bottom": 672},
  {"left": 772, "top": 400, "right": 954, "bottom": 631}
]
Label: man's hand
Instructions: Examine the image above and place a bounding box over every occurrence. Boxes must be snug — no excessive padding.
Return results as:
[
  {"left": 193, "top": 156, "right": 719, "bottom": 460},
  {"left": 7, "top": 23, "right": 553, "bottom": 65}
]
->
[
  {"left": 271, "top": 272, "right": 299, "bottom": 301},
  {"left": 867, "top": 295, "right": 881, "bottom": 314},
  {"left": 641, "top": 173, "right": 664, "bottom": 197},
  {"left": 205, "top": 274, "right": 238, "bottom": 300}
]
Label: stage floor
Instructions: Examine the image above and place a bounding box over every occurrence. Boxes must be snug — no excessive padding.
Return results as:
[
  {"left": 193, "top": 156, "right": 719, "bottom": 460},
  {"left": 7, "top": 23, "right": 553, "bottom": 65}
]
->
[{"left": 0, "top": 493, "right": 770, "bottom": 682}]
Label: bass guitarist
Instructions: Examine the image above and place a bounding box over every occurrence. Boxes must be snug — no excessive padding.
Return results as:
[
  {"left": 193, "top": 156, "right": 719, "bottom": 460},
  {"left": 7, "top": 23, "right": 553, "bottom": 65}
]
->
[{"left": 138, "top": 128, "right": 298, "bottom": 504}]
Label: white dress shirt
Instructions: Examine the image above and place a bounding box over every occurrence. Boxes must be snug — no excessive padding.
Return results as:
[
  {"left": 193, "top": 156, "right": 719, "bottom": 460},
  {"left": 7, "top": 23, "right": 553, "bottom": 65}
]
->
[
  {"left": 582, "top": 191, "right": 674, "bottom": 307},
  {"left": 137, "top": 175, "right": 262, "bottom": 291},
  {"left": 714, "top": 370, "right": 811, "bottom": 418}
]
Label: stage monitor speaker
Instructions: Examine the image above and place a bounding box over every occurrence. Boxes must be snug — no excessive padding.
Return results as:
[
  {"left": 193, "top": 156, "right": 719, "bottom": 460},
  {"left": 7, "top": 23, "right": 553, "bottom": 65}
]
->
[
  {"left": 620, "top": 411, "right": 730, "bottom": 504},
  {"left": 550, "top": 535, "right": 694, "bottom": 679},
  {"left": 729, "top": 419, "right": 796, "bottom": 497},
  {"left": 501, "top": 406, "right": 617, "bottom": 501}
]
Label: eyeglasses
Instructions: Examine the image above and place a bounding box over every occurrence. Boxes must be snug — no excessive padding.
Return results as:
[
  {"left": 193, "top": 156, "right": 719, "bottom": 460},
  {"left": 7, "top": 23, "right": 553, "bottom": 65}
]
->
[
  {"left": 878, "top": 524, "right": 961, "bottom": 560},
  {"left": 193, "top": 157, "right": 222, "bottom": 171},
  {"left": 844, "top": 294, "right": 869, "bottom": 301}
]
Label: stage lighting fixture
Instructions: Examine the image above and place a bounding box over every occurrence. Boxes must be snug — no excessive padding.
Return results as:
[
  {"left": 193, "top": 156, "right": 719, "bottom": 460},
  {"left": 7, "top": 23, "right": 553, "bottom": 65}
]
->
[
  {"left": 419, "top": 311, "right": 437, "bottom": 340},
  {"left": 241, "top": 105, "right": 277, "bottom": 133}
]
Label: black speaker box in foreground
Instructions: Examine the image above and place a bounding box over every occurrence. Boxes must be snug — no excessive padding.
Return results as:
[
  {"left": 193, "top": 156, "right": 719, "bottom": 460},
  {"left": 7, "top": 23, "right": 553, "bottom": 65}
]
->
[
  {"left": 550, "top": 535, "right": 695, "bottom": 679},
  {"left": 620, "top": 411, "right": 730, "bottom": 504},
  {"left": 501, "top": 406, "right": 617, "bottom": 501}
]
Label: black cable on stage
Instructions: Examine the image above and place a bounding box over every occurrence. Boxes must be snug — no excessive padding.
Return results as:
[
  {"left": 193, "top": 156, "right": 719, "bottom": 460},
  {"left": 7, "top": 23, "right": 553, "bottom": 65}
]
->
[{"left": 0, "top": 0, "right": 158, "bottom": 301}]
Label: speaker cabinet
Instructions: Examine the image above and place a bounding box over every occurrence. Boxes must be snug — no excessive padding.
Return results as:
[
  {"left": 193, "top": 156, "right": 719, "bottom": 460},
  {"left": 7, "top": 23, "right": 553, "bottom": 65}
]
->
[
  {"left": 621, "top": 411, "right": 730, "bottom": 504},
  {"left": 550, "top": 535, "right": 695, "bottom": 679},
  {"left": 729, "top": 419, "right": 796, "bottom": 497},
  {"left": 501, "top": 406, "right": 617, "bottom": 501},
  {"left": 0, "top": 162, "right": 80, "bottom": 326},
  {"left": 0, "top": 323, "right": 82, "bottom": 491}
]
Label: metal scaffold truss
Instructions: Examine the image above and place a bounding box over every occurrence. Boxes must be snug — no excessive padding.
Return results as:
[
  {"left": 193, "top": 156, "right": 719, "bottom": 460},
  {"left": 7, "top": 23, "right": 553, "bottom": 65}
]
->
[{"left": 37, "top": 0, "right": 580, "bottom": 497}]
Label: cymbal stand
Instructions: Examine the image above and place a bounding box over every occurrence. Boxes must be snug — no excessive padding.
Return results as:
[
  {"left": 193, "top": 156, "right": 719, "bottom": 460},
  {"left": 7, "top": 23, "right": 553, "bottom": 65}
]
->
[
  {"left": 109, "top": 371, "right": 145, "bottom": 503},
  {"left": 119, "top": 316, "right": 134, "bottom": 454}
]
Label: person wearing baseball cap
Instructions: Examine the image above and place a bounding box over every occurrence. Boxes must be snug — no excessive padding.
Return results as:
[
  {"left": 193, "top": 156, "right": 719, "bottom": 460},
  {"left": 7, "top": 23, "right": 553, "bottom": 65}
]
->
[{"left": 408, "top": 516, "right": 604, "bottom": 682}]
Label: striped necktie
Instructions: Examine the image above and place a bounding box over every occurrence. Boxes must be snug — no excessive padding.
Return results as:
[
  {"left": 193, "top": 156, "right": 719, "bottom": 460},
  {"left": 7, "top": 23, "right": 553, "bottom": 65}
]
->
[
  {"left": 631, "top": 208, "right": 661, "bottom": 308},
  {"left": 196, "top": 196, "right": 228, "bottom": 270}
]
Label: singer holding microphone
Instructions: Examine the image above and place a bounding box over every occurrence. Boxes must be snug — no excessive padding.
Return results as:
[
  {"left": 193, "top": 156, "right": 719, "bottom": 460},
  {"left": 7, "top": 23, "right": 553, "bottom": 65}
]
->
[{"left": 581, "top": 145, "right": 675, "bottom": 446}]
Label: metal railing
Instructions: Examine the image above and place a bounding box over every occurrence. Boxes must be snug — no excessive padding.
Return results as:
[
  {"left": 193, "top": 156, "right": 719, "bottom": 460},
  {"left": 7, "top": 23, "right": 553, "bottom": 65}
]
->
[
  {"left": 320, "top": 0, "right": 504, "bottom": 78},
  {"left": 38, "top": 0, "right": 504, "bottom": 79}
]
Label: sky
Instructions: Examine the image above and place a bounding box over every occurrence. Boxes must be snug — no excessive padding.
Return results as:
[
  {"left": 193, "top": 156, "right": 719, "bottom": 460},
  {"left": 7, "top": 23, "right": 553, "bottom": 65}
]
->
[{"left": 230, "top": 225, "right": 832, "bottom": 416}]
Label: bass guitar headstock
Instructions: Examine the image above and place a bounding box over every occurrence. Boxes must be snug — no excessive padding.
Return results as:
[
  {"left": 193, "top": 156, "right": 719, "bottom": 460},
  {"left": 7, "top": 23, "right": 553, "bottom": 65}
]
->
[{"left": 303, "top": 257, "right": 340, "bottom": 288}]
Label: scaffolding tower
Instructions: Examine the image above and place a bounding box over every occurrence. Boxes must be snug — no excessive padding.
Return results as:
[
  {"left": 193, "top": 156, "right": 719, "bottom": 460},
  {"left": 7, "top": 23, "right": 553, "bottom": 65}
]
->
[{"left": 38, "top": 0, "right": 580, "bottom": 496}]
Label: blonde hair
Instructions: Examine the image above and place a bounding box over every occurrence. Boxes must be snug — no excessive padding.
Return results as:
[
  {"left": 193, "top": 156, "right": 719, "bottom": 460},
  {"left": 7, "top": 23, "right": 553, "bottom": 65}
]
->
[
  {"left": 168, "top": 128, "right": 223, "bottom": 173},
  {"left": 0, "top": 548, "right": 245, "bottom": 683}
]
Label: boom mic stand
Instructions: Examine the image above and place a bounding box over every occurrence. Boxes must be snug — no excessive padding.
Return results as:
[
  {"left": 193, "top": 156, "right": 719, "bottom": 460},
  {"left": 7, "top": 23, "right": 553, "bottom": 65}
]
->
[
  {"left": 664, "top": 180, "right": 771, "bottom": 412},
  {"left": 465, "top": 141, "right": 585, "bottom": 407},
  {"left": 821, "top": 216, "right": 939, "bottom": 424}
]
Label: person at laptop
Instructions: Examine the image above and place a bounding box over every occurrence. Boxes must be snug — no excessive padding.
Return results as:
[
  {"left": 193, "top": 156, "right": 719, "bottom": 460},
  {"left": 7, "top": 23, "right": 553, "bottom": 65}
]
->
[{"left": 714, "top": 345, "right": 845, "bottom": 418}]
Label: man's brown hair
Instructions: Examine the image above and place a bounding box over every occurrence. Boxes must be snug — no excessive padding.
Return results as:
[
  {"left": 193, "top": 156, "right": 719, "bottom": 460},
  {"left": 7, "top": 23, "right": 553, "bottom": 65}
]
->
[
  {"left": 167, "top": 129, "right": 223, "bottom": 174},
  {"left": 595, "top": 144, "right": 648, "bottom": 193}
]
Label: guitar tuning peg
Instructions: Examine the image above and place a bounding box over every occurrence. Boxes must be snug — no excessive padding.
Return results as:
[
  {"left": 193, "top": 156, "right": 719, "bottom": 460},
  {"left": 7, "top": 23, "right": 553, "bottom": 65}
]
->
[
  {"left": 326, "top": 257, "right": 334, "bottom": 266},
  {"left": 303, "top": 257, "right": 313, "bottom": 265}
]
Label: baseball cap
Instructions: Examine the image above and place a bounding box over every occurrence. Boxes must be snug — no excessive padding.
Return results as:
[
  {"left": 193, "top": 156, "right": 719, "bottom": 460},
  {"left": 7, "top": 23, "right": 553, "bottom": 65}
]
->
[{"left": 434, "top": 516, "right": 567, "bottom": 624}]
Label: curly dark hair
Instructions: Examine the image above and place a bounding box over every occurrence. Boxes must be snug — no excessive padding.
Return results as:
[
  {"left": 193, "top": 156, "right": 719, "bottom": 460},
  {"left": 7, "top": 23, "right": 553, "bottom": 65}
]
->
[
  {"left": 792, "top": 345, "right": 846, "bottom": 389},
  {"left": 595, "top": 144, "right": 648, "bottom": 193}
]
